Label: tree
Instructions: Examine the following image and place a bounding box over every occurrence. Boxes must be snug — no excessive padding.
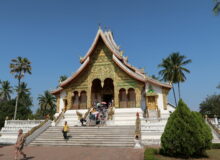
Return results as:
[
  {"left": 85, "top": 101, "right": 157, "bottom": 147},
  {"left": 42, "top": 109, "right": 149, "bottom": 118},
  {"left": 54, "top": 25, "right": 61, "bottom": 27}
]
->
[
  {"left": 15, "top": 82, "right": 32, "bottom": 107},
  {"left": 169, "top": 53, "right": 191, "bottom": 100},
  {"left": 158, "top": 53, "right": 191, "bottom": 105},
  {"left": 10, "top": 57, "right": 32, "bottom": 120},
  {"left": 217, "top": 83, "right": 220, "bottom": 89},
  {"left": 38, "top": 91, "right": 56, "bottom": 118},
  {"left": 59, "top": 75, "right": 68, "bottom": 83},
  {"left": 151, "top": 74, "right": 160, "bottom": 80},
  {"left": 200, "top": 94, "right": 220, "bottom": 117},
  {"left": 158, "top": 57, "right": 178, "bottom": 106},
  {"left": 0, "top": 98, "right": 33, "bottom": 129},
  {"left": 191, "top": 112, "right": 212, "bottom": 156},
  {"left": 0, "top": 80, "right": 13, "bottom": 101},
  {"left": 161, "top": 99, "right": 212, "bottom": 158},
  {"left": 213, "top": 0, "right": 220, "bottom": 15}
]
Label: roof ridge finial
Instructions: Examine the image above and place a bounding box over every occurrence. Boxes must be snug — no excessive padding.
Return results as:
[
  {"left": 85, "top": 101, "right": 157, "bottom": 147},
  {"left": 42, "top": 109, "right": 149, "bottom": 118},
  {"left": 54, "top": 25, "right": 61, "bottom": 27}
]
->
[
  {"left": 104, "top": 26, "right": 107, "bottom": 31},
  {"left": 98, "top": 23, "right": 102, "bottom": 30}
]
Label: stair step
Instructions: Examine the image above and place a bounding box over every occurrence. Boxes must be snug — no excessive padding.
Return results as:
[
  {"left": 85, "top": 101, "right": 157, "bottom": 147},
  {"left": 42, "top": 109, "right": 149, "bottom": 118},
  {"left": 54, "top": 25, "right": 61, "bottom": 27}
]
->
[{"left": 30, "top": 125, "right": 135, "bottom": 147}]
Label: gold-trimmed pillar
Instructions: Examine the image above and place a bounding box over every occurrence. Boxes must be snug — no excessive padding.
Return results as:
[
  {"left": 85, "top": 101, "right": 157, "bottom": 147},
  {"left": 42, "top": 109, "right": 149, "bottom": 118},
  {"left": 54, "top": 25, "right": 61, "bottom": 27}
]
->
[
  {"left": 56, "top": 96, "right": 60, "bottom": 113},
  {"left": 87, "top": 82, "right": 91, "bottom": 108},
  {"left": 135, "top": 88, "right": 141, "bottom": 107},
  {"left": 67, "top": 90, "right": 73, "bottom": 110},
  {"left": 162, "top": 88, "right": 169, "bottom": 110},
  {"left": 114, "top": 87, "right": 119, "bottom": 107}
]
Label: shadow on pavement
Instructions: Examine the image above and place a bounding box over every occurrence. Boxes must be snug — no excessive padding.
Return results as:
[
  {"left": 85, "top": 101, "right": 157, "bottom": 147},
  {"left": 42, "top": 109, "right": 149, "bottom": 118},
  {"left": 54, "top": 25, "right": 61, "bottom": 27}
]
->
[{"left": 21, "top": 156, "right": 35, "bottom": 160}]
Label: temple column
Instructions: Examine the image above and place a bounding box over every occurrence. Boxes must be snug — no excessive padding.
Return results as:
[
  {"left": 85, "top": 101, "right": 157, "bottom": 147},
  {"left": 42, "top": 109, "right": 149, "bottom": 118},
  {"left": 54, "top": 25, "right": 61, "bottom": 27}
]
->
[
  {"left": 124, "top": 89, "right": 128, "bottom": 108},
  {"left": 67, "top": 90, "right": 73, "bottom": 110},
  {"left": 56, "top": 96, "right": 60, "bottom": 113},
  {"left": 135, "top": 88, "right": 141, "bottom": 108},
  {"left": 114, "top": 87, "right": 119, "bottom": 107},
  {"left": 87, "top": 82, "right": 91, "bottom": 108},
  {"left": 162, "top": 88, "right": 169, "bottom": 110}
]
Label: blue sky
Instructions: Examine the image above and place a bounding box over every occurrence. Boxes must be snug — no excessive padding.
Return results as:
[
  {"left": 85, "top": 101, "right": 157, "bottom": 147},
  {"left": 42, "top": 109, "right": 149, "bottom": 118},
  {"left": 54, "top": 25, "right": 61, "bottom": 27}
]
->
[{"left": 0, "top": 0, "right": 219, "bottom": 112}]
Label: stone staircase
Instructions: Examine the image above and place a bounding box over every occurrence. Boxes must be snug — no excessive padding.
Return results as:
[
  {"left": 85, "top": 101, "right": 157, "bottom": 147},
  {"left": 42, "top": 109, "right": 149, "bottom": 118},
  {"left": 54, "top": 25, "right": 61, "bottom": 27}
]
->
[
  {"left": 140, "top": 110, "right": 170, "bottom": 146},
  {"left": 0, "top": 120, "right": 43, "bottom": 144},
  {"left": 29, "top": 125, "right": 135, "bottom": 147}
]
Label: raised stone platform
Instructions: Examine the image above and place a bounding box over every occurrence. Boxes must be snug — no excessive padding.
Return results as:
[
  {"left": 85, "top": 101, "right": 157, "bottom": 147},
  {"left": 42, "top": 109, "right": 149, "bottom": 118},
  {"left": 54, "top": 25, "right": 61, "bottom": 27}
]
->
[
  {"left": 0, "top": 120, "right": 43, "bottom": 144},
  {"left": 56, "top": 108, "right": 143, "bottom": 126},
  {"left": 53, "top": 108, "right": 171, "bottom": 146}
]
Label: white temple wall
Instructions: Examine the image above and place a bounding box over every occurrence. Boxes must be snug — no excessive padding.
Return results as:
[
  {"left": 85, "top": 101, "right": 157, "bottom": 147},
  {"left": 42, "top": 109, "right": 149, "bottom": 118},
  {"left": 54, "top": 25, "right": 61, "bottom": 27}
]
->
[
  {"left": 59, "top": 90, "right": 66, "bottom": 113},
  {"left": 167, "top": 103, "right": 176, "bottom": 113},
  {"left": 152, "top": 85, "right": 164, "bottom": 112},
  {"left": 145, "top": 83, "right": 167, "bottom": 113}
]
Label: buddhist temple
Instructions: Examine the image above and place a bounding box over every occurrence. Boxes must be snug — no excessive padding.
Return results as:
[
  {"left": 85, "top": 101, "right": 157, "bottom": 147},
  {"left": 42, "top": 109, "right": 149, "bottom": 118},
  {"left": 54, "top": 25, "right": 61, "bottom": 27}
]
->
[{"left": 51, "top": 28, "right": 172, "bottom": 115}]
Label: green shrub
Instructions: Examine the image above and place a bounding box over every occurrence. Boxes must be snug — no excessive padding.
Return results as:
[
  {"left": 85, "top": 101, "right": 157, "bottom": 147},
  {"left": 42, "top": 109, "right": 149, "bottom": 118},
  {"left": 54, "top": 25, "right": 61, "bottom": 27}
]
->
[
  {"left": 144, "top": 148, "right": 159, "bottom": 160},
  {"left": 212, "top": 143, "right": 220, "bottom": 149},
  {"left": 161, "top": 99, "right": 213, "bottom": 158},
  {"left": 191, "top": 112, "right": 212, "bottom": 155}
]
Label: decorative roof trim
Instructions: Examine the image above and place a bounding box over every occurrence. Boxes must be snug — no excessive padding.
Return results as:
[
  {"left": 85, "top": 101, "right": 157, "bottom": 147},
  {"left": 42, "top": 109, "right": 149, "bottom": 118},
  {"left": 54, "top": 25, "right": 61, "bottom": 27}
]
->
[
  {"left": 146, "top": 77, "right": 172, "bottom": 89},
  {"left": 80, "top": 28, "right": 122, "bottom": 64},
  {"left": 50, "top": 87, "right": 63, "bottom": 95},
  {"left": 60, "top": 57, "right": 90, "bottom": 87},
  {"left": 113, "top": 55, "right": 146, "bottom": 82},
  {"left": 51, "top": 57, "right": 90, "bottom": 94}
]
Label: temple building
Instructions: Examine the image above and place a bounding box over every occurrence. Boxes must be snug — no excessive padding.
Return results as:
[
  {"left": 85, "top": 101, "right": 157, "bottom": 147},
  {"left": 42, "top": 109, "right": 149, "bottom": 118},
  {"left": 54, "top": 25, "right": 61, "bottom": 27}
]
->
[{"left": 51, "top": 28, "right": 172, "bottom": 115}]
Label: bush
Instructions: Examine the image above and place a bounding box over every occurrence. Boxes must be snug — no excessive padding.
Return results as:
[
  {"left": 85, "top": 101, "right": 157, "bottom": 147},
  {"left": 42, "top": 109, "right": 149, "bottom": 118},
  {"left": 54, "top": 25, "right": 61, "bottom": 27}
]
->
[
  {"left": 161, "top": 99, "right": 213, "bottom": 158},
  {"left": 191, "top": 112, "right": 212, "bottom": 155},
  {"left": 212, "top": 143, "right": 220, "bottom": 149},
  {"left": 144, "top": 148, "right": 159, "bottom": 160}
]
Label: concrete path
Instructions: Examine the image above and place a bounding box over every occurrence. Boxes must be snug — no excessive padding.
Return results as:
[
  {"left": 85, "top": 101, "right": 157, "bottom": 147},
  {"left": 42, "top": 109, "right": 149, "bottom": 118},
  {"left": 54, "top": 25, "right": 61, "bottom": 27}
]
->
[{"left": 0, "top": 145, "right": 144, "bottom": 160}]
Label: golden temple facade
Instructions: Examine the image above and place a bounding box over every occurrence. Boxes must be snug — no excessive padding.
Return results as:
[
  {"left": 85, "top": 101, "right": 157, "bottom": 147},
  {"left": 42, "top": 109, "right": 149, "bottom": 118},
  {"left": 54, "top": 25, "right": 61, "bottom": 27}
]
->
[{"left": 51, "top": 28, "right": 171, "bottom": 113}]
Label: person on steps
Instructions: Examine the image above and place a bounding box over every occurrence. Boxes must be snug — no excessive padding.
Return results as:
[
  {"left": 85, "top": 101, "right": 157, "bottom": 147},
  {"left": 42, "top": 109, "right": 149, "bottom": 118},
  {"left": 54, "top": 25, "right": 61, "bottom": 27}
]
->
[{"left": 62, "top": 121, "right": 69, "bottom": 140}]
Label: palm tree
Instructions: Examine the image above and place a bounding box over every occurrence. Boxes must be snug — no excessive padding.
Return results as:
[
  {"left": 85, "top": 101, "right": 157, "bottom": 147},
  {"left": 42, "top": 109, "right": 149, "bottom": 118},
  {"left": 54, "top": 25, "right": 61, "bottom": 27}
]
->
[
  {"left": 10, "top": 57, "right": 32, "bottom": 120},
  {"left": 15, "top": 82, "right": 32, "bottom": 106},
  {"left": 169, "top": 53, "right": 192, "bottom": 100},
  {"left": 158, "top": 57, "right": 178, "bottom": 106},
  {"left": 38, "top": 91, "right": 56, "bottom": 118},
  {"left": 151, "top": 75, "right": 160, "bottom": 80},
  {"left": 0, "top": 80, "right": 13, "bottom": 101},
  {"left": 59, "top": 75, "right": 68, "bottom": 83},
  {"left": 15, "top": 82, "right": 30, "bottom": 97},
  {"left": 217, "top": 83, "right": 220, "bottom": 89},
  {"left": 213, "top": 1, "right": 220, "bottom": 15}
]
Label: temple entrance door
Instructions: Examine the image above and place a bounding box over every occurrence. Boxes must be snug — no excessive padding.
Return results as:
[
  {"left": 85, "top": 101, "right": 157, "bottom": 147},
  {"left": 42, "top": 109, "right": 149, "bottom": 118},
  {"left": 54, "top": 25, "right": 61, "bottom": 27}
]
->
[
  {"left": 102, "top": 78, "right": 114, "bottom": 105},
  {"left": 91, "top": 78, "right": 114, "bottom": 106},
  {"left": 103, "top": 94, "right": 113, "bottom": 105},
  {"left": 91, "top": 79, "right": 102, "bottom": 105},
  {"left": 147, "top": 96, "right": 157, "bottom": 110}
]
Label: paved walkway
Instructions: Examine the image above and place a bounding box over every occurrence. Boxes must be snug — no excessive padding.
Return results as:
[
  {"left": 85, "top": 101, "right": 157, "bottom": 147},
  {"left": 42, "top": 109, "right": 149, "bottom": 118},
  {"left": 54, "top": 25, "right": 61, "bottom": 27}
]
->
[{"left": 0, "top": 145, "right": 144, "bottom": 160}]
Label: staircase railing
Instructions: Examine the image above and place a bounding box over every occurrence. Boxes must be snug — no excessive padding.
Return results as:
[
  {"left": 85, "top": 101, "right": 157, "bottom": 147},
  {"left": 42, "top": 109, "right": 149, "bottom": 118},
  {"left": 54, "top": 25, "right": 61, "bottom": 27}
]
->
[
  {"left": 206, "top": 118, "right": 220, "bottom": 137},
  {"left": 108, "top": 107, "right": 115, "bottom": 120},
  {"left": 25, "top": 119, "right": 51, "bottom": 145},
  {"left": 53, "top": 110, "right": 64, "bottom": 126},
  {"left": 145, "top": 109, "right": 149, "bottom": 118},
  {"left": 135, "top": 112, "right": 141, "bottom": 138},
  {"left": 157, "top": 109, "right": 161, "bottom": 118}
]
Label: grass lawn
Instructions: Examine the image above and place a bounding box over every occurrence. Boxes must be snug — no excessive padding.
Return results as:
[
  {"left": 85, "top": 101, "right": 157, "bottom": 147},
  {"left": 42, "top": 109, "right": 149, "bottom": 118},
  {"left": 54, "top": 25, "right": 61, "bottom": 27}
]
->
[
  {"left": 145, "top": 148, "right": 220, "bottom": 160},
  {"left": 157, "top": 150, "right": 220, "bottom": 160}
]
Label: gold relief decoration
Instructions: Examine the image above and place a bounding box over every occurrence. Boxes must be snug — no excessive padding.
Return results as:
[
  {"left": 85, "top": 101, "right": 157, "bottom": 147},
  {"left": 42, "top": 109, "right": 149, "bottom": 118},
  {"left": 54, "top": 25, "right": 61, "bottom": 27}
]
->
[
  {"left": 162, "top": 88, "right": 169, "bottom": 110},
  {"left": 55, "top": 38, "right": 146, "bottom": 111},
  {"left": 56, "top": 96, "right": 60, "bottom": 113}
]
